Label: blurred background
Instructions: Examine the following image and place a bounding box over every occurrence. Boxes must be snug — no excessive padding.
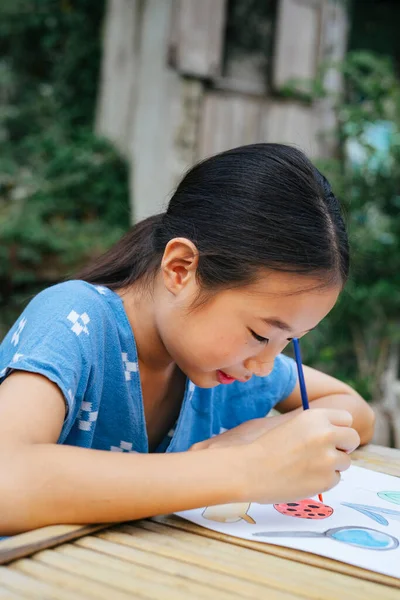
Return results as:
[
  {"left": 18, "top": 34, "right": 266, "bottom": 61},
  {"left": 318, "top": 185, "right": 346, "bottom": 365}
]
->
[{"left": 1, "top": 0, "right": 399, "bottom": 446}]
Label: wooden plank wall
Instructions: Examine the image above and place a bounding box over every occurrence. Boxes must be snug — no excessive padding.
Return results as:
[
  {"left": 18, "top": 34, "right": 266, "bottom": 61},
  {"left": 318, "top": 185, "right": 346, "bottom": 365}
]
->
[
  {"left": 198, "top": 92, "right": 263, "bottom": 159},
  {"left": 96, "top": 0, "right": 348, "bottom": 221},
  {"left": 273, "top": 0, "right": 322, "bottom": 91},
  {"left": 129, "top": 0, "right": 204, "bottom": 221},
  {"left": 260, "top": 101, "right": 321, "bottom": 158},
  {"left": 172, "top": 0, "right": 227, "bottom": 78},
  {"left": 317, "top": 0, "right": 349, "bottom": 157},
  {"left": 95, "top": 0, "right": 141, "bottom": 158}
]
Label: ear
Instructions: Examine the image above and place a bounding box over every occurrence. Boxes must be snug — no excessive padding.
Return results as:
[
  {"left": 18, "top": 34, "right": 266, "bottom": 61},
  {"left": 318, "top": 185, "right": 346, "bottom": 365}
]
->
[{"left": 160, "top": 238, "right": 199, "bottom": 295}]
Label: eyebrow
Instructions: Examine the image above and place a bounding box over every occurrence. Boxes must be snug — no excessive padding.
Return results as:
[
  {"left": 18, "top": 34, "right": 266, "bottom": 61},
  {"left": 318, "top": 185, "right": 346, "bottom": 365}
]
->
[{"left": 262, "top": 318, "right": 314, "bottom": 334}]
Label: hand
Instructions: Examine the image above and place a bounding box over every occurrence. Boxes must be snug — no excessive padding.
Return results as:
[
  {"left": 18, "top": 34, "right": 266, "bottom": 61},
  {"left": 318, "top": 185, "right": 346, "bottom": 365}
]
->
[
  {"left": 239, "top": 408, "right": 360, "bottom": 504},
  {"left": 189, "top": 414, "right": 295, "bottom": 451}
]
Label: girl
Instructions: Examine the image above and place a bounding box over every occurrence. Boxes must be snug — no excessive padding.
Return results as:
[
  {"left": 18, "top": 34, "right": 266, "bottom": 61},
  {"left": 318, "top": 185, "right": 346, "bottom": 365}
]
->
[{"left": 0, "top": 144, "right": 374, "bottom": 535}]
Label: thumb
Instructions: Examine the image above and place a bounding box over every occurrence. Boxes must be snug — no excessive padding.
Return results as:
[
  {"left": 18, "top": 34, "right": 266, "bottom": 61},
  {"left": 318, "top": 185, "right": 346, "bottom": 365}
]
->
[{"left": 322, "top": 408, "right": 353, "bottom": 428}]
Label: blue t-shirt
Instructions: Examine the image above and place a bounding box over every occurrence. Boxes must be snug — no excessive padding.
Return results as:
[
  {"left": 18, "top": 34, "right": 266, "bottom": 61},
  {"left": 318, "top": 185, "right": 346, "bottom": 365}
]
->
[{"left": 0, "top": 280, "right": 297, "bottom": 454}]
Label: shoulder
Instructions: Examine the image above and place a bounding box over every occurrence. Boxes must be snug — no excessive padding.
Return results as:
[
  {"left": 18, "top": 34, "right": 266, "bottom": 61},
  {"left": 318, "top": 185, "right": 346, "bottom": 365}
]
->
[
  {"left": 24, "top": 280, "right": 115, "bottom": 327},
  {"left": 1, "top": 281, "right": 117, "bottom": 358},
  {"left": 30, "top": 280, "right": 110, "bottom": 309},
  {"left": 0, "top": 281, "right": 117, "bottom": 411}
]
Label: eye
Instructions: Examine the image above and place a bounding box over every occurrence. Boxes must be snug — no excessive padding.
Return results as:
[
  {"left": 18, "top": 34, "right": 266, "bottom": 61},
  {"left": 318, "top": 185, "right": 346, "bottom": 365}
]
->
[{"left": 250, "top": 330, "right": 269, "bottom": 344}]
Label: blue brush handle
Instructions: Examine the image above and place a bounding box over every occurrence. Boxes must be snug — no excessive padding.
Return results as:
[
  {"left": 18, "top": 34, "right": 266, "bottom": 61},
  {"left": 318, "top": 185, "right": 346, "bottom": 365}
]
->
[{"left": 292, "top": 338, "right": 309, "bottom": 410}]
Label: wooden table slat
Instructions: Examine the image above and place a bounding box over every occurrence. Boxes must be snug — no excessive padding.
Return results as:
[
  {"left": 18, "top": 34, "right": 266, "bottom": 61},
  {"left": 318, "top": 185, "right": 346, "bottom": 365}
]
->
[
  {"left": 53, "top": 543, "right": 264, "bottom": 600},
  {"left": 73, "top": 534, "right": 303, "bottom": 600},
  {"left": 34, "top": 546, "right": 228, "bottom": 600},
  {"left": 9, "top": 558, "right": 134, "bottom": 600},
  {"left": 0, "top": 566, "right": 83, "bottom": 600},
  {"left": 0, "top": 525, "right": 109, "bottom": 566},
  {"left": 0, "top": 587, "right": 27, "bottom": 600},
  {"left": 352, "top": 445, "right": 400, "bottom": 476},
  {"left": 95, "top": 524, "right": 400, "bottom": 600}
]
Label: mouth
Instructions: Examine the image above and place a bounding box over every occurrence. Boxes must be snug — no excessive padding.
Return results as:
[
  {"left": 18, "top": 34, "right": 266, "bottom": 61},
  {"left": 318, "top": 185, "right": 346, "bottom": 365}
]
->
[{"left": 216, "top": 370, "right": 249, "bottom": 385}]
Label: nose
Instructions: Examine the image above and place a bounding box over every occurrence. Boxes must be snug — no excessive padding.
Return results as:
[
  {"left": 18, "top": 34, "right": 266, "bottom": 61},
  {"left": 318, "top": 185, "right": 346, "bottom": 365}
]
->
[
  {"left": 246, "top": 360, "right": 274, "bottom": 377},
  {"left": 243, "top": 349, "right": 276, "bottom": 378}
]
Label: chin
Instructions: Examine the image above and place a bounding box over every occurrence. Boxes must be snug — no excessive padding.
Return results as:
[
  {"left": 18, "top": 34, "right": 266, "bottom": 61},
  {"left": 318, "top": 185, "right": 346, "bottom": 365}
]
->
[{"left": 186, "top": 371, "right": 220, "bottom": 389}]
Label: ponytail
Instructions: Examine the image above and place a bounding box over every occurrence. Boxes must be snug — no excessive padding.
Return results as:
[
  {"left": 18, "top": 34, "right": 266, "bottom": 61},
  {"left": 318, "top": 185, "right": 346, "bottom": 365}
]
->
[{"left": 74, "top": 213, "right": 164, "bottom": 288}]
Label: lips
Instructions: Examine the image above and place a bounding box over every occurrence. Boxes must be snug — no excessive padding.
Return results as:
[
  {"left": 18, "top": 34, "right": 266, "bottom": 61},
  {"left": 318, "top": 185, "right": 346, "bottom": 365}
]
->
[
  {"left": 217, "top": 370, "right": 236, "bottom": 384},
  {"left": 217, "top": 370, "right": 249, "bottom": 384}
]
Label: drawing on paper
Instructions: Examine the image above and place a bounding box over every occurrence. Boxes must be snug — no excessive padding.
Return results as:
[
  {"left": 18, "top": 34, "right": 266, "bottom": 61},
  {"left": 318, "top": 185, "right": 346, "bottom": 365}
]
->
[
  {"left": 253, "top": 526, "right": 399, "bottom": 551},
  {"left": 377, "top": 491, "right": 400, "bottom": 505},
  {"left": 274, "top": 499, "right": 334, "bottom": 520},
  {"left": 176, "top": 466, "right": 400, "bottom": 579},
  {"left": 202, "top": 502, "right": 255, "bottom": 524},
  {"left": 341, "top": 502, "right": 400, "bottom": 526},
  {"left": 201, "top": 497, "right": 334, "bottom": 524}
]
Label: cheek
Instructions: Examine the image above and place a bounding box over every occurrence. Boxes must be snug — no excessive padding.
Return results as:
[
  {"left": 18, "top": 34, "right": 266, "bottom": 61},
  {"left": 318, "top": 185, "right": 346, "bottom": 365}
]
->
[
  {"left": 185, "top": 327, "right": 251, "bottom": 370},
  {"left": 164, "top": 317, "right": 249, "bottom": 369}
]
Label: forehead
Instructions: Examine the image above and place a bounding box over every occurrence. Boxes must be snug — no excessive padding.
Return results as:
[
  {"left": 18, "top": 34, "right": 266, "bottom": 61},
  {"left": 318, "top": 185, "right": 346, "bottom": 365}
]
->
[
  {"left": 242, "top": 270, "right": 341, "bottom": 298},
  {"left": 207, "top": 271, "right": 341, "bottom": 331}
]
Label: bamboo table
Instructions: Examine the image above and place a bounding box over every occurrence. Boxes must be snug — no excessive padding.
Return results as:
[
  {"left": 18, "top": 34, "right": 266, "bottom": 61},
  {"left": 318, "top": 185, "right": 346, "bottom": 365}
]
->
[{"left": 1, "top": 444, "right": 399, "bottom": 599}]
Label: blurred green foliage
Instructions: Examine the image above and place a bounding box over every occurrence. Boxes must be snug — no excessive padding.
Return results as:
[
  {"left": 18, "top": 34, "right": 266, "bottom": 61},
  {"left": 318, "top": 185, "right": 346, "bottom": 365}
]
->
[
  {"left": 349, "top": 0, "right": 400, "bottom": 77},
  {"left": 299, "top": 51, "right": 400, "bottom": 402},
  {"left": 0, "top": 0, "right": 130, "bottom": 337}
]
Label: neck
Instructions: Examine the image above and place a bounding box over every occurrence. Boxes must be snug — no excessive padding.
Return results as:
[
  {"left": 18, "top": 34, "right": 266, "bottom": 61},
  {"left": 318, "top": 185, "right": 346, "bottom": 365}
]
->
[{"left": 116, "top": 282, "right": 173, "bottom": 372}]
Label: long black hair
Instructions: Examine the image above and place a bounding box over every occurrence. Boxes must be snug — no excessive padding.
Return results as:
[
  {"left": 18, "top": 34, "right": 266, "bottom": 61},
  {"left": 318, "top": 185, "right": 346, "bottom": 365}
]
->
[{"left": 76, "top": 143, "right": 349, "bottom": 293}]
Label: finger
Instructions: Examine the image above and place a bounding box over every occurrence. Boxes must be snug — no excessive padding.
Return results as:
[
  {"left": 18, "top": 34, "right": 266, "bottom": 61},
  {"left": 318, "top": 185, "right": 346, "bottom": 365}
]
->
[
  {"left": 334, "top": 449, "right": 352, "bottom": 472},
  {"left": 323, "top": 469, "right": 342, "bottom": 493},
  {"left": 324, "top": 409, "right": 353, "bottom": 428},
  {"left": 333, "top": 426, "right": 361, "bottom": 453}
]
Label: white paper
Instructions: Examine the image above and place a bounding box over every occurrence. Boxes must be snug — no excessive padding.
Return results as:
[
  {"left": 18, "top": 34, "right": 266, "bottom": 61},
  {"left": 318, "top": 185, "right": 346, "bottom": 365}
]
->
[{"left": 176, "top": 465, "right": 400, "bottom": 579}]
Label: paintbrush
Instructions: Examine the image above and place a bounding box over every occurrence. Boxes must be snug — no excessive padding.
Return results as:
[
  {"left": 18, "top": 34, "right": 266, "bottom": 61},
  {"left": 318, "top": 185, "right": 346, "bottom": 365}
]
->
[{"left": 292, "top": 337, "right": 324, "bottom": 503}]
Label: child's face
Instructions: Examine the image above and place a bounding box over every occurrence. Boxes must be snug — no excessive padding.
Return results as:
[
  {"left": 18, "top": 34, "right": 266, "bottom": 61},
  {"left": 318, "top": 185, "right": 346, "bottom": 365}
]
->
[{"left": 155, "top": 258, "right": 341, "bottom": 388}]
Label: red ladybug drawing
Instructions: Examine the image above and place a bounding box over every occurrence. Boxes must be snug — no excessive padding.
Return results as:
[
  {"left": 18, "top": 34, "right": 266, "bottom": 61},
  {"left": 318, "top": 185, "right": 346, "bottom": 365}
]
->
[{"left": 274, "top": 499, "right": 334, "bottom": 520}]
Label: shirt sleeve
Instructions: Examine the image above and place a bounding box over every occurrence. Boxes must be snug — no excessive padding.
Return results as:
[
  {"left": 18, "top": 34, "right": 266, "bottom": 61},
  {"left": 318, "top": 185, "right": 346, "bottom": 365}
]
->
[
  {"left": 0, "top": 282, "right": 99, "bottom": 425},
  {"left": 206, "top": 353, "right": 299, "bottom": 430},
  {"left": 265, "top": 353, "right": 298, "bottom": 408}
]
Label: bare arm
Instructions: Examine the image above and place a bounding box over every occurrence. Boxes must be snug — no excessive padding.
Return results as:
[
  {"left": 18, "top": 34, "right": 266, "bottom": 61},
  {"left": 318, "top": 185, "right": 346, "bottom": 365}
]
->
[
  {"left": 0, "top": 371, "right": 360, "bottom": 535},
  {"left": 0, "top": 372, "right": 243, "bottom": 534}
]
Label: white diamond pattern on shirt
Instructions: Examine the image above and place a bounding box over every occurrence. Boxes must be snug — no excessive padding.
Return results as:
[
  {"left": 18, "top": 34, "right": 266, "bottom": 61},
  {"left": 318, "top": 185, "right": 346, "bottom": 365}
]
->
[
  {"left": 77, "top": 399, "right": 98, "bottom": 432},
  {"left": 122, "top": 352, "right": 138, "bottom": 381},
  {"left": 11, "top": 317, "right": 27, "bottom": 346},
  {"left": 110, "top": 440, "right": 137, "bottom": 452},
  {"left": 67, "top": 310, "right": 90, "bottom": 336},
  {"left": 211, "top": 426, "right": 228, "bottom": 438},
  {"left": 187, "top": 381, "right": 195, "bottom": 401},
  {"left": 94, "top": 286, "right": 107, "bottom": 295}
]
